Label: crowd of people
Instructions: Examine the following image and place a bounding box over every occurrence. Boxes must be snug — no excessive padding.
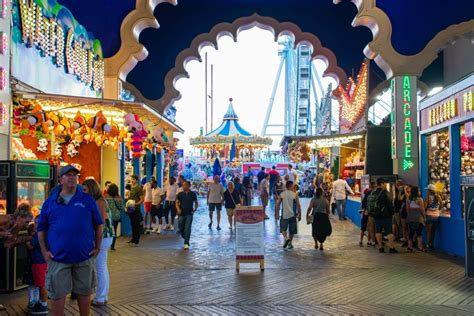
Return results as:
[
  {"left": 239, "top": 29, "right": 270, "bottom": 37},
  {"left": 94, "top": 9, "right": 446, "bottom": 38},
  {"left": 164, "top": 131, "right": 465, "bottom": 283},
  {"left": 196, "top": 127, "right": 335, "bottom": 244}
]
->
[
  {"left": 0, "top": 163, "right": 444, "bottom": 315},
  {"left": 358, "top": 179, "right": 443, "bottom": 254}
]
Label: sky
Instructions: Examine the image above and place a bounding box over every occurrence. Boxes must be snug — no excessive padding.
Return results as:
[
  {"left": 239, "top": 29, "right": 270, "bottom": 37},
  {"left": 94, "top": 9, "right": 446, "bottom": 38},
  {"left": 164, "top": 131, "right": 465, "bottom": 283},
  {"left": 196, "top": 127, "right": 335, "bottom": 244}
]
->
[{"left": 173, "top": 27, "right": 338, "bottom": 155}]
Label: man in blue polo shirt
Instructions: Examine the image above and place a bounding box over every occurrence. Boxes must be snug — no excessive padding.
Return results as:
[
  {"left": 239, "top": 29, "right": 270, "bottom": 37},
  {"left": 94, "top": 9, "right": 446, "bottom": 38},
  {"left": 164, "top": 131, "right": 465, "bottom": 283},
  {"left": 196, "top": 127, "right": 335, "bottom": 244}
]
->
[{"left": 37, "top": 165, "right": 103, "bottom": 316}]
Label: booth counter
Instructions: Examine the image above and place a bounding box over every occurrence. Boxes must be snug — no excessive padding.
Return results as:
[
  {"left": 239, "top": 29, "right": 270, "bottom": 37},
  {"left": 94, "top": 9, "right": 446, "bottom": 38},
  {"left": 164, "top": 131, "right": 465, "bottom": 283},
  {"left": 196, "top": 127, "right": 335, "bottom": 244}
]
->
[{"left": 419, "top": 74, "right": 473, "bottom": 257}]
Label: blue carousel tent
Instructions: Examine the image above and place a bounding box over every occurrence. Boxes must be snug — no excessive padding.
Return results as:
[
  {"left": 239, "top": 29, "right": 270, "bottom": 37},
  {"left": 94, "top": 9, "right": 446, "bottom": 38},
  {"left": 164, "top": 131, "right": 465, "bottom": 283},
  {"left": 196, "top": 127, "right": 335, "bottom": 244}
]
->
[
  {"left": 206, "top": 99, "right": 251, "bottom": 137},
  {"left": 190, "top": 98, "right": 272, "bottom": 161}
]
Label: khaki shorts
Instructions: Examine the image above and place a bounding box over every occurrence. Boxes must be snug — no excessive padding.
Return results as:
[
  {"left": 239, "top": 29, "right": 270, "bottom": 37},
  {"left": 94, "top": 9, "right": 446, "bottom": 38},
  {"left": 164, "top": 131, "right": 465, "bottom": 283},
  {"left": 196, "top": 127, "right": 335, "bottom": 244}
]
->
[
  {"left": 226, "top": 208, "right": 235, "bottom": 216},
  {"left": 367, "top": 216, "right": 375, "bottom": 231},
  {"left": 392, "top": 213, "right": 401, "bottom": 226},
  {"left": 46, "top": 258, "right": 97, "bottom": 300}
]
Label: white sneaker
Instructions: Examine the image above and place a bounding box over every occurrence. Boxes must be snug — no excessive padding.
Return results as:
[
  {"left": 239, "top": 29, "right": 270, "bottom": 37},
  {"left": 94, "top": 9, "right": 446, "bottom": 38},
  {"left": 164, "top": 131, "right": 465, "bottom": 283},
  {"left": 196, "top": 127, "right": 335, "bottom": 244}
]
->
[
  {"left": 184, "top": 244, "right": 189, "bottom": 249},
  {"left": 157, "top": 225, "right": 162, "bottom": 234},
  {"left": 170, "top": 225, "right": 174, "bottom": 231}
]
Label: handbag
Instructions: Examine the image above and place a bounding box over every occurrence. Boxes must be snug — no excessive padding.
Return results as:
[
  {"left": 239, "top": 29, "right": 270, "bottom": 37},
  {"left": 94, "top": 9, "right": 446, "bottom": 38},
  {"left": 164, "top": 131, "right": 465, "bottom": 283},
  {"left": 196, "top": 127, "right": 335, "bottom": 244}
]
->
[
  {"left": 112, "top": 199, "right": 123, "bottom": 222},
  {"left": 228, "top": 190, "right": 238, "bottom": 208}
]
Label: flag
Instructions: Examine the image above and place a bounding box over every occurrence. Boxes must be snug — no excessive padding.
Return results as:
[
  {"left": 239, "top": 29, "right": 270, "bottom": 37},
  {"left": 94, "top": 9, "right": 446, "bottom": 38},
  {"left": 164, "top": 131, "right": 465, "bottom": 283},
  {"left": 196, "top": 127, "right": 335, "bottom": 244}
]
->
[{"left": 213, "top": 158, "right": 222, "bottom": 176}]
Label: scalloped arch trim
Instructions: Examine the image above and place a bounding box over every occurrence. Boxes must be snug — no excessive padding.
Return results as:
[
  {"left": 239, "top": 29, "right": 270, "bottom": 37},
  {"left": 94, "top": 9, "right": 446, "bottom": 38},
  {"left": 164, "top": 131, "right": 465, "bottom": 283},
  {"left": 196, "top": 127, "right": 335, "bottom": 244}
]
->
[
  {"left": 121, "top": 13, "right": 348, "bottom": 113},
  {"left": 334, "top": 0, "right": 474, "bottom": 79},
  {"left": 104, "top": 0, "right": 177, "bottom": 81}
]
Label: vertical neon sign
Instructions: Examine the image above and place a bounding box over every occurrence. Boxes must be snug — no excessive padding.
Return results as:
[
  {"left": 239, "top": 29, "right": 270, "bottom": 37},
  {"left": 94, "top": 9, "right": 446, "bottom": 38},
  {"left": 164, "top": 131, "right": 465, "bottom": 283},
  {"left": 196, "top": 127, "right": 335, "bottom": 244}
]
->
[
  {"left": 390, "top": 78, "right": 397, "bottom": 159},
  {"left": 402, "top": 76, "right": 414, "bottom": 170}
]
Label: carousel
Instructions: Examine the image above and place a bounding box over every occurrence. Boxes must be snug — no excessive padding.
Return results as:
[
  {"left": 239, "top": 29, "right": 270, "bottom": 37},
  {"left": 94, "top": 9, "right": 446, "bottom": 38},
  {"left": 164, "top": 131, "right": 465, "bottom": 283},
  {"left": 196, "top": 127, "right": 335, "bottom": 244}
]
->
[{"left": 190, "top": 98, "right": 272, "bottom": 162}]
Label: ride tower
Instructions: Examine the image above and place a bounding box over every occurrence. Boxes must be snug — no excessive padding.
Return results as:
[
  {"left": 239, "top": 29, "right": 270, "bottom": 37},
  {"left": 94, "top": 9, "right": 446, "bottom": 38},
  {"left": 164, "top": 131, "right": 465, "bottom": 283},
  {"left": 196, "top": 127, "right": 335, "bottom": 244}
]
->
[{"left": 261, "top": 36, "right": 334, "bottom": 138}]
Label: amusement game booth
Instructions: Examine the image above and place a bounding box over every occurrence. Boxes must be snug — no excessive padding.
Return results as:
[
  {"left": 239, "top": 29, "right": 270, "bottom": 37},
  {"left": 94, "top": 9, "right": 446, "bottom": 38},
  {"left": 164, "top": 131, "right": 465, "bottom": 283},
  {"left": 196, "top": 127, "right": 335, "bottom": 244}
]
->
[
  {"left": 282, "top": 60, "right": 396, "bottom": 226},
  {"left": 0, "top": 0, "right": 182, "bottom": 291},
  {"left": 419, "top": 73, "right": 473, "bottom": 257}
]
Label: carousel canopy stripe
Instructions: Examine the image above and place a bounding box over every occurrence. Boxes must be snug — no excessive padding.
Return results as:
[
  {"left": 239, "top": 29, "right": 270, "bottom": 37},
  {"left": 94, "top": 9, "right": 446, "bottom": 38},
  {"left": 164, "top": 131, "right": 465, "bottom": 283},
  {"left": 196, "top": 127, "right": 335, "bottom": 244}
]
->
[
  {"left": 189, "top": 134, "right": 273, "bottom": 146},
  {"left": 206, "top": 100, "right": 252, "bottom": 137},
  {"left": 14, "top": 92, "right": 184, "bottom": 133}
]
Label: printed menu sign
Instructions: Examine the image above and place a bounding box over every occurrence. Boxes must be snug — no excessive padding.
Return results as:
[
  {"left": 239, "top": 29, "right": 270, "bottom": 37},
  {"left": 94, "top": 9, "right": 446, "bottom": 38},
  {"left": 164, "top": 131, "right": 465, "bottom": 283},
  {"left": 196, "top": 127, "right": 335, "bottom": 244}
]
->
[{"left": 235, "top": 206, "right": 264, "bottom": 260}]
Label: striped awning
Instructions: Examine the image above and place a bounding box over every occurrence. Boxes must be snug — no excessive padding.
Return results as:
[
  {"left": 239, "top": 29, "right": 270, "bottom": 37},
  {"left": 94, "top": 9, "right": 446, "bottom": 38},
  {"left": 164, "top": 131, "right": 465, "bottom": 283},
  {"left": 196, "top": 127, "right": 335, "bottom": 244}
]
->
[{"left": 206, "top": 100, "right": 252, "bottom": 137}]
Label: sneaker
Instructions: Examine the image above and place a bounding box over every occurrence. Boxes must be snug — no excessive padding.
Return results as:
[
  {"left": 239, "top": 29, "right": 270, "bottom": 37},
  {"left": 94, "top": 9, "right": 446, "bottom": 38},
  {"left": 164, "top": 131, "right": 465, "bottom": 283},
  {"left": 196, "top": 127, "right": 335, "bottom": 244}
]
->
[
  {"left": 283, "top": 239, "right": 290, "bottom": 248},
  {"left": 217, "top": 226, "right": 221, "bottom": 231},
  {"left": 379, "top": 247, "right": 385, "bottom": 253},
  {"left": 169, "top": 225, "right": 174, "bottom": 231},
  {"left": 389, "top": 248, "right": 398, "bottom": 254},
  {"left": 184, "top": 243, "right": 190, "bottom": 249},
  {"left": 27, "top": 301, "right": 36, "bottom": 310},
  {"left": 145, "top": 229, "right": 150, "bottom": 235},
  {"left": 287, "top": 242, "right": 294, "bottom": 249},
  {"left": 91, "top": 299, "right": 107, "bottom": 306},
  {"left": 30, "top": 303, "right": 48, "bottom": 314}
]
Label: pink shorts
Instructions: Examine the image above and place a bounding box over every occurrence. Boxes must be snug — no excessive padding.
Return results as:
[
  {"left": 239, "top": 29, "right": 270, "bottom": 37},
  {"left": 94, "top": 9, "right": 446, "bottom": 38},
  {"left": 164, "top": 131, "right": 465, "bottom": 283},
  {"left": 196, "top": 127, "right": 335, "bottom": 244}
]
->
[
  {"left": 144, "top": 201, "right": 152, "bottom": 213},
  {"left": 32, "top": 263, "right": 47, "bottom": 288}
]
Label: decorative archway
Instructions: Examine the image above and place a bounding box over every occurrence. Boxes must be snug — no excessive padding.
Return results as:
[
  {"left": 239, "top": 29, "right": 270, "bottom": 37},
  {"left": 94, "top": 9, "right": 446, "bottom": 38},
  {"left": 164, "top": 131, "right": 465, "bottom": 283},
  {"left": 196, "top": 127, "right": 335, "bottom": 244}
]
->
[
  {"left": 122, "top": 14, "right": 348, "bottom": 112},
  {"left": 334, "top": 0, "right": 474, "bottom": 78}
]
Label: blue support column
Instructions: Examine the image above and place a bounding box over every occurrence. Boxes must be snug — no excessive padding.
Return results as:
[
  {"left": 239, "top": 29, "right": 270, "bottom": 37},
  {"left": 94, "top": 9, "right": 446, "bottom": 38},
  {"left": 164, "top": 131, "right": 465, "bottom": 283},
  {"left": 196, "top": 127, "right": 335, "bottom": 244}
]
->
[
  {"left": 450, "top": 124, "right": 461, "bottom": 219},
  {"left": 156, "top": 149, "right": 163, "bottom": 187},
  {"left": 420, "top": 134, "right": 429, "bottom": 199},
  {"left": 133, "top": 157, "right": 140, "bottom": 178},
  {"left": 120, "top": 142, "right": 131, "bottom": 236},
  {"left": 120, "top": 142, "right": 126, "bottom": 199},
  {"left": 145, "top": 149, "right": 153, "bottom": 182}
]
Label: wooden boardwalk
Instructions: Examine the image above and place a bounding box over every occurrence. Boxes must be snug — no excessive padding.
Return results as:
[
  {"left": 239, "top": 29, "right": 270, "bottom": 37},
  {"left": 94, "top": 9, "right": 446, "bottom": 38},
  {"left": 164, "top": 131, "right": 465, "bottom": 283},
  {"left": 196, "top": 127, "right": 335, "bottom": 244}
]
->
[{"left": 2, "top": 198, "right": 474, "bottom": 315}]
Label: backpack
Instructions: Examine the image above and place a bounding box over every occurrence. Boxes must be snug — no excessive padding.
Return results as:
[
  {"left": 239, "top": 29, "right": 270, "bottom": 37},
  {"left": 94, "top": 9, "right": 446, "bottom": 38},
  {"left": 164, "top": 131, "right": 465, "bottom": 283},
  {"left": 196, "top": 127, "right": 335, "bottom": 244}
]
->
[{"left": 367, "top": 189, "right": 384, "bottom": 217}]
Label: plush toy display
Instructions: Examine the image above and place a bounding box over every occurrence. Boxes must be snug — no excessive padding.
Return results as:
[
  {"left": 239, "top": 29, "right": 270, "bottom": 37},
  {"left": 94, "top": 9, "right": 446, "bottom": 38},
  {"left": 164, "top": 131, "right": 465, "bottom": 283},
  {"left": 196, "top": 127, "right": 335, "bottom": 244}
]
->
[
  {"left": 66, "top": 143, "right": 79, "bottom": 157},
  {"left": 37, "top": 138, "right": 48, "bottom": 152},
  {"left": 428, "top": 132, "right": 450, "bottom": 212},
  {"left": 461, "top": 134, "right": 474, "bottom": 176},
  {"left": 124, "top": 113, "right": 148, "bottom": 158}
]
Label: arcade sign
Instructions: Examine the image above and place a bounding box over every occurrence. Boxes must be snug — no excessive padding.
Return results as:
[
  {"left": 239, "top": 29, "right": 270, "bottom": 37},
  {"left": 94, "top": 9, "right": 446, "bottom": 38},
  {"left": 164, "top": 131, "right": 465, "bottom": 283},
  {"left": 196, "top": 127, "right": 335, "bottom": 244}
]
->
[
  {"left": 17, "top": 0, "right": 104, "bottom": 92},
  {"left": 391, "top": 76, "right": 418, "bottom": 171}
]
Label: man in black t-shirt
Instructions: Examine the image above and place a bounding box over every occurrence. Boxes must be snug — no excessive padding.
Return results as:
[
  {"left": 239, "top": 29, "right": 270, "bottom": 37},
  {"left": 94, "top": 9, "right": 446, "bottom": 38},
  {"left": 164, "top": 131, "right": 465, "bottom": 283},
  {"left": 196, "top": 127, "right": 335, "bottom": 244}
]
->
[
  {"left": 371, "top": 178, "right": 398, "bottom": 253},
  {"left": 176, "top": 181, "right": 198, "bottom": 249}
]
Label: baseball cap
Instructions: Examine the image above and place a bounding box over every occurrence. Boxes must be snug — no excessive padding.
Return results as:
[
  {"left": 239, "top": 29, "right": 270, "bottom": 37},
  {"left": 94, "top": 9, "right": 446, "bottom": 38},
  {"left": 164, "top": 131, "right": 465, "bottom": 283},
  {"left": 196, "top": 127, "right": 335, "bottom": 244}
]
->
[
  {"left": 60, "top": 165, "right": 80, "bottom": 177},
  {"left": 427, "top": 184, "right": 436, "bottom": 191}
]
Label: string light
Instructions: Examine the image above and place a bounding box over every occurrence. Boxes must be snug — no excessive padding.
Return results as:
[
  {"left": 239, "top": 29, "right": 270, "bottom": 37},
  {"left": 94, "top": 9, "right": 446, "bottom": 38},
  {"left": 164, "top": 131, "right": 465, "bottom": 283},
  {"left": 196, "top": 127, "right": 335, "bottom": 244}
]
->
[
  {"left": 312, "top": 134, "right": 364, "bottom": 148},
  {"left": 464, "top": 91, "right": 473, "bottom": 112},
  {"left": 0, "top": 102, "right": 7, "bottom": 126},
  {"left": 428, "top": 98, "right": 458, "bottom": 127},
  {"left": 0, "top": 32, "right": 6, "bottom": 54},
  {"left": 0, "top": 0, "right": 7, "bottom": 18},
  {"left": 0, "top": 67, "right": 6, "bottom": 90},
  {"left": 334, "top": 61, "right": 369, "bottom": 131}
]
